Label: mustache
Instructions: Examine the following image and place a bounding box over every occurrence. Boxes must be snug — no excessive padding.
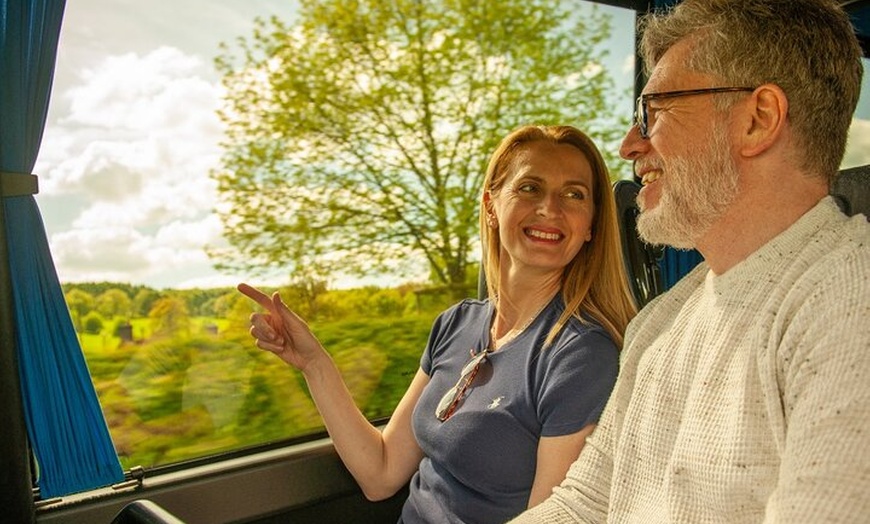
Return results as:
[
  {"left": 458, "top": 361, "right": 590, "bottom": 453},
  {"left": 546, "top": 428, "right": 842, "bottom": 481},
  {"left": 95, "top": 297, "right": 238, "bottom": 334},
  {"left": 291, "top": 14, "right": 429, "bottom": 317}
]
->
[{"left": 633, "top": 160, "right": 664, "bottom": 176}]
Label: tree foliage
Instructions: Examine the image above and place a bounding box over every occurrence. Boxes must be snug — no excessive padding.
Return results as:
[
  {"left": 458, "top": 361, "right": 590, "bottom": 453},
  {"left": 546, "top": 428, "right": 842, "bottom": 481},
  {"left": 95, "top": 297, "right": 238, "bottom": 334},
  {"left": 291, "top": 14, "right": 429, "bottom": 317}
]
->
[
  {"left": 212, "top": 0, "right": 629, "bottom": 293},
  {"left": 148, "top": 296, "right": 192, "bottom": 338},
  {"left": 64, "top": 288, "right": 95, "bottom": 331},
  {"left": 96, "top": 288, "right": 133, "bottom": 319}
]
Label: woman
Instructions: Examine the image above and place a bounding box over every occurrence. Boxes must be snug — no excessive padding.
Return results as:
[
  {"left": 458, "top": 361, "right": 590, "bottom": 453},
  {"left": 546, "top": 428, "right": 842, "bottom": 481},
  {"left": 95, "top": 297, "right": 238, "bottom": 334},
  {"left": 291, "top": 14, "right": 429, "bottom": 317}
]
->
[{"left": 238, "top": 124, "right": 637, "bottom": 523}]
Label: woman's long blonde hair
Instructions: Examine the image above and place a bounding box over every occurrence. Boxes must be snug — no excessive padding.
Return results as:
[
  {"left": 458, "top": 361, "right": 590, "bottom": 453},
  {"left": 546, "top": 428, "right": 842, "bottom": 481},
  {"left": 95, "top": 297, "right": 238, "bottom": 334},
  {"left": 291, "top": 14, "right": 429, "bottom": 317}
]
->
[{"left": 479, "top": 125, "right": 637, "bottom": 347}]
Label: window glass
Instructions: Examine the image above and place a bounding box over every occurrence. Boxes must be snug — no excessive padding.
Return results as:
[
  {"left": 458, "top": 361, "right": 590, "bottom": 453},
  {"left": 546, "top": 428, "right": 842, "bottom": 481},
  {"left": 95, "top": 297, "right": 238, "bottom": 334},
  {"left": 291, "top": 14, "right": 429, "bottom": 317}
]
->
[
  {"left": 842, "top": 57, "right": 870, "bottom": 169},
  {"left": 36, "top": 0, "right": 635, "bottom": 471}
]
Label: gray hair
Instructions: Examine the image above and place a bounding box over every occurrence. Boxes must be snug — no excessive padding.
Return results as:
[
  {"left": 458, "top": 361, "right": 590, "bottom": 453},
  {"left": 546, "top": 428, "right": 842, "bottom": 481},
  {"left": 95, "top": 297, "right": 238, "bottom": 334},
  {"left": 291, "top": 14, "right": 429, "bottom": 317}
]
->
[{"left": 639, "top": 0, "right": 863, "bottom": 183}]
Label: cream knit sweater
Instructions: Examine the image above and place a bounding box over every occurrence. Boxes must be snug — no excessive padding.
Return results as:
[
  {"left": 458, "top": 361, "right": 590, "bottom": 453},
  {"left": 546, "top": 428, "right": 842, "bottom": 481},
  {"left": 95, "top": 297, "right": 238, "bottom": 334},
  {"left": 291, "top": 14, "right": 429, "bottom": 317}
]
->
[{"left": 510, "top": 197, "right": 870, "bottom": 523}]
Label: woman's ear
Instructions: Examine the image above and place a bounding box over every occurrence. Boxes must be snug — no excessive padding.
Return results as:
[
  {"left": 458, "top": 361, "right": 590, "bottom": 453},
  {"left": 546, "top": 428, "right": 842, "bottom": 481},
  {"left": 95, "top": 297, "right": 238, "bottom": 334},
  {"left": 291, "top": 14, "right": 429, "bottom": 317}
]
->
[
  {"left": 483, "top": 191, "right": 498, "bottom": 228},
  {"left": 739, "top": 83, "right": 788, "bottom": 158}
]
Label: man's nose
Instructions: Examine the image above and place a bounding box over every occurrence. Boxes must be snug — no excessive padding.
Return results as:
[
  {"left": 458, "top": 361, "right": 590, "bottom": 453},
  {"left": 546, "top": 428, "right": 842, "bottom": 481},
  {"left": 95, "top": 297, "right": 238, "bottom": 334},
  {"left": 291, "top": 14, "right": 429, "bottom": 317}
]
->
[{"left": 619, "top": 125, "right": 647, "bottom": 161}]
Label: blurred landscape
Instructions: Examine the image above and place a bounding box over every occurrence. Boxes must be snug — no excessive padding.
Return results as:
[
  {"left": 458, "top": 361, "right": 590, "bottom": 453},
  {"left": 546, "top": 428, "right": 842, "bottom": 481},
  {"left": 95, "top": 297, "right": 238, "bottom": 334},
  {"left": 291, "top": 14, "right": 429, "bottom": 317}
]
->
[{"left": 65, "top": 281, "right": 467, "bottom": 469}]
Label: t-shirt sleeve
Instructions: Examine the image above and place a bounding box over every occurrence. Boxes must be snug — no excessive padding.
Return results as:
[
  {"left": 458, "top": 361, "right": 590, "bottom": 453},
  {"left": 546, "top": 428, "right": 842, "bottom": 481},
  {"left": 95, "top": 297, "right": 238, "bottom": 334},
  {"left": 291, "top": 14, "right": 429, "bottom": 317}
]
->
[
  {"left": 537, "top": 328, "right": 619, "bottom": 437},
  {"left": 420, "top": 302, "right": 470, "bottom": 375},
  {"left": 420, "top": 311, "right": 446, "bottom": 375}
]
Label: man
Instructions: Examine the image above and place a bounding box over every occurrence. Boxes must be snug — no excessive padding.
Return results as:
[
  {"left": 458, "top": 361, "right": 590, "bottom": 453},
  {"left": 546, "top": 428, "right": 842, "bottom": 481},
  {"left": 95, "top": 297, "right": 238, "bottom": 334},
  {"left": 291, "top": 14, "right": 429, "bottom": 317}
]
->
[{"left": 509, "top": 0, "right": 870, "bottom": 522}]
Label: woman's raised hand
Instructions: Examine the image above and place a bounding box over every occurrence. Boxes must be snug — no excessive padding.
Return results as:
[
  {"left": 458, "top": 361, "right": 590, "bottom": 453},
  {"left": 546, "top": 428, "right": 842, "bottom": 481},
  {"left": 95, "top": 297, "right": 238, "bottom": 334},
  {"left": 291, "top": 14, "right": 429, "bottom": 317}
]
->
[{"left": 237, "top": 283, "right": 327, "bottom": 372}]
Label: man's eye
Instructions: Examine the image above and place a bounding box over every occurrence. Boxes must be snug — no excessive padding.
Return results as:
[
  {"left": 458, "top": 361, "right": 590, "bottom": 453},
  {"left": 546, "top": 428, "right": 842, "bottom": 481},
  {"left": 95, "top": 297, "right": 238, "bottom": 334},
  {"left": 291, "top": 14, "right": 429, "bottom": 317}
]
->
[{"left": 646, "top": 104, "right": 664, "bottom": 119}]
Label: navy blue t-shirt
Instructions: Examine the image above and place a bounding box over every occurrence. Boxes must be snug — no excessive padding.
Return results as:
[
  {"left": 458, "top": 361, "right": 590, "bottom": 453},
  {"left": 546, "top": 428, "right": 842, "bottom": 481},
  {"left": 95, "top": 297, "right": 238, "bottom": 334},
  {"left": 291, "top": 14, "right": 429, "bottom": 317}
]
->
[{"left": 401, "top": 296, "right": 619, "bottom": 523}]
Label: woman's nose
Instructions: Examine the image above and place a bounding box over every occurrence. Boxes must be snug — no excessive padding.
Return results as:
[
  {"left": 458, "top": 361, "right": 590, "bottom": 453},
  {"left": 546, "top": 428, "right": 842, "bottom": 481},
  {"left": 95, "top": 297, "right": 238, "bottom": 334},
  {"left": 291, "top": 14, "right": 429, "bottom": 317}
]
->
[{"left": 536, "top": 191, "right": 561, "bottom": 217}]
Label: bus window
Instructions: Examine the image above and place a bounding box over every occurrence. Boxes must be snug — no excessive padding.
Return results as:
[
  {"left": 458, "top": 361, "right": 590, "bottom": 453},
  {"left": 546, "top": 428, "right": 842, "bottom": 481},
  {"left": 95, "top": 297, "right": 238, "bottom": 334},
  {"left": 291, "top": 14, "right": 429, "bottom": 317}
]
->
[
  {"left": 36, "top": 0, "right": 636, "bottom": 475},
  {"left": 842, "top": 57, "right": 870, "bottom": 170}
]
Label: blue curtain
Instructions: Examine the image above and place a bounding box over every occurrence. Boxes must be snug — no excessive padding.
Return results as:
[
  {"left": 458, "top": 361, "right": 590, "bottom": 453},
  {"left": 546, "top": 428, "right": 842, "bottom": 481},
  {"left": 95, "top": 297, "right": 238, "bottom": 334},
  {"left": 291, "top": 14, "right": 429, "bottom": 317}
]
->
[
  {"left": 0, "top": 0, "right": 124, "bottom": 498},
  {"left": 659, "top": 249, "right": 704, "bottom": 290}
]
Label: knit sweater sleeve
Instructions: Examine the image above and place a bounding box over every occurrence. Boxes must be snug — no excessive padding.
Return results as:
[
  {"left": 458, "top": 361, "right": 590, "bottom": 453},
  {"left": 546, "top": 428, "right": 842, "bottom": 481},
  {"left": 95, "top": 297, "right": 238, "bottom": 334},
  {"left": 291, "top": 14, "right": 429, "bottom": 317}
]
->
[{"left": 761, "top": 241, "right": 870, "bottom": 522}]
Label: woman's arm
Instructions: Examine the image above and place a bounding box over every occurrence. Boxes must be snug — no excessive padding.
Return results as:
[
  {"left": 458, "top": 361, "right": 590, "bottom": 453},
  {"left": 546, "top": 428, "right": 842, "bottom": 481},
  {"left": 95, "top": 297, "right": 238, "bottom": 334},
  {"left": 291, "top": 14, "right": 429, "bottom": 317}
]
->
[
  {"left": 528, "top": 423, "right": 596, "bottom": 508},
  {"left": 304, "top": 362, "right": 428, "bottom": 500}
]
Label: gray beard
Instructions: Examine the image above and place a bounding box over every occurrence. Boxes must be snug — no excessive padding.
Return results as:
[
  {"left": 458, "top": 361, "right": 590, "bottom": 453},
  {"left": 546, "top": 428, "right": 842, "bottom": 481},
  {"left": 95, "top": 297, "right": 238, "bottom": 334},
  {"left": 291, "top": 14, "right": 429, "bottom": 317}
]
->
[{"left": 636, "top": 128, "right": 739, "bottom": 249}]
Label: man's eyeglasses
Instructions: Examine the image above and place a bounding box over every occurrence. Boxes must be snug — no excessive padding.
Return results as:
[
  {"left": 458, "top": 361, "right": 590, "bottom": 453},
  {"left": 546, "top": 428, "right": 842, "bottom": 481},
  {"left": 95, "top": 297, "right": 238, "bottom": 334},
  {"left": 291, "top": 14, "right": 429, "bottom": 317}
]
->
[
  {"left": 435, "top": 349, "right": 490, "bottom": 421},
  {"left": 634, "top": 87, "right": 756, "bottom": 139}
]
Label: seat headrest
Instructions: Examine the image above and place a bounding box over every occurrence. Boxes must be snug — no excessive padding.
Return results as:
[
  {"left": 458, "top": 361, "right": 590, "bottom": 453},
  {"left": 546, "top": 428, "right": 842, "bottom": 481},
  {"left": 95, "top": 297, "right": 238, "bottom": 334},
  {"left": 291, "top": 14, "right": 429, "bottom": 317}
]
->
[
  {"left": 613, "top": 180, "right": 663, "bottom": 308},
  {"left": 832, "top": 164, "right": 870, "bottom": 218}
]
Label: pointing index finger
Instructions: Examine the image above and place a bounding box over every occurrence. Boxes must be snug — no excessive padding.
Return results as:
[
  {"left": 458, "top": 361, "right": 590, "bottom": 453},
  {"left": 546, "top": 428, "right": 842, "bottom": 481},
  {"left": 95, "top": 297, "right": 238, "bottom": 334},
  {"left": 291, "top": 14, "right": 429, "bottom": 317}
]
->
[{"left": 237, "top": 283, "right": 274, "bottom": 310}]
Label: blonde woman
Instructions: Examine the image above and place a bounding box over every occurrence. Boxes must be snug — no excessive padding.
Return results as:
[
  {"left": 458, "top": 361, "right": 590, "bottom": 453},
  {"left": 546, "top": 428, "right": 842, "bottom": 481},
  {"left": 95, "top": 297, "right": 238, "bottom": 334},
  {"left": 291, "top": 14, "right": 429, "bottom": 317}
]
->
[{"left": 239, "top": 124, "right": 636, "bottom": 523}]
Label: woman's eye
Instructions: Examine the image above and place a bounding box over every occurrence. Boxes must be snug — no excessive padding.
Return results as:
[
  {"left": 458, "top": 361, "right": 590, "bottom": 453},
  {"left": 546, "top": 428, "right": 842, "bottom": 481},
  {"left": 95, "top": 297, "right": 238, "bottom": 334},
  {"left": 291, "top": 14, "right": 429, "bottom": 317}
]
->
[
  {"left": 517, "top": 183, "right": 539, "bottom": 194},
  {"left": 564, "top": 189, "right": 586, "bottom": 200}
]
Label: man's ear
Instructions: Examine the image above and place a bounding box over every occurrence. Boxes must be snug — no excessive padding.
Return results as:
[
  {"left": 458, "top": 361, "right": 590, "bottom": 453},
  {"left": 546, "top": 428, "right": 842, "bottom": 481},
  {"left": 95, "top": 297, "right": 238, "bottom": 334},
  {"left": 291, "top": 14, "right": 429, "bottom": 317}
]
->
[{"left": 739, "top": 83, "right": 788, "bottom": 158}]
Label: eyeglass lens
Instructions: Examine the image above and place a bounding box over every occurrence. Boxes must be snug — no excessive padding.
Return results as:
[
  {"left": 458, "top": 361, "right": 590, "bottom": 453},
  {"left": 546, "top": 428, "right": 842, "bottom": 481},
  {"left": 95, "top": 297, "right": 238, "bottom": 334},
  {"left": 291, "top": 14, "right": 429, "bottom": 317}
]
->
[
  {"left": 435, "top": 350, "right": 489, "bottom": 421},
  {"left": 633, "top": 87, "right": 755, "bottom": 139},
  {"left": 635, "top": 96, "right": 647, "bottom": 138}
]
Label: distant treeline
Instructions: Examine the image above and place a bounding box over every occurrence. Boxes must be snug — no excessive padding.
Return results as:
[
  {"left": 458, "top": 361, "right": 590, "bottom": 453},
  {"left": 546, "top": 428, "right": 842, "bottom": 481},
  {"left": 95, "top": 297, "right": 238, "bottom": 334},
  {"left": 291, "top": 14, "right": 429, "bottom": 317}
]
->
[
  {"left": 61, "top": 280, "right": 478, "bottom": 338},
  {"left": 62, "top": 282, "right": 239, "bottom": 318}
]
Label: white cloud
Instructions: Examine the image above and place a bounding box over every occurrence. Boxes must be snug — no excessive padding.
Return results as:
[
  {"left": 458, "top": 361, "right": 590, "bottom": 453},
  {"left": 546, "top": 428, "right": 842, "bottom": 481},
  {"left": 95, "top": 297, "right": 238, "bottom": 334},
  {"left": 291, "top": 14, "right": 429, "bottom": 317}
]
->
[
  {"left": 41, "top": 140, "right": 148, "bottom": 198},
  {"left": 153, "top": 215, "right": 224, "bottom": 253},
  {"left": 31, "top": 0, "right": 306, "bottom": 290},
  {"left": 64, "top": 47, "right": 213, "bottom": 130},
  {"left": 49, "top": 215, "right": 228, "bottom": 287},
  {"left": 39, "top": 45, "right": 227, "bottom": 287},
  {"left": 50, "top": 227, "right": 154, "bottom": 275}
]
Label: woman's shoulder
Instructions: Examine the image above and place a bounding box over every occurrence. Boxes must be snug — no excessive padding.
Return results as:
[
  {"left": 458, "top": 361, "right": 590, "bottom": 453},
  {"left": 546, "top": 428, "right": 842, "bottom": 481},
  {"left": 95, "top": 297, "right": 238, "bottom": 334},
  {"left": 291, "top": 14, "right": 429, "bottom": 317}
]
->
[
  {"left": 430, "top": 297, "right": 491, "bottom": 331},
  {"left": 548, "top": 305, "right": 619, "bottom": 360},
  {"left": 440, "top": 297, "right": 490, "bottom": 319},
  {"left": 552, "top": 297, "right": 614, "bottom": 342}
]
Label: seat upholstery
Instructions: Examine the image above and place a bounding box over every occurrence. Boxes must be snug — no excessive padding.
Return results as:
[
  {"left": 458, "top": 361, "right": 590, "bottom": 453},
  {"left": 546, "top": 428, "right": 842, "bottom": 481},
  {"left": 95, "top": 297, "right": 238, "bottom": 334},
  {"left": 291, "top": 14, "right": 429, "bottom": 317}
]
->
[
  {"left": 832, "top": 164, "right": 870, "bottom": 218},
  {"left": 613, "top": 180, "right": 663, "bottom": 308}
]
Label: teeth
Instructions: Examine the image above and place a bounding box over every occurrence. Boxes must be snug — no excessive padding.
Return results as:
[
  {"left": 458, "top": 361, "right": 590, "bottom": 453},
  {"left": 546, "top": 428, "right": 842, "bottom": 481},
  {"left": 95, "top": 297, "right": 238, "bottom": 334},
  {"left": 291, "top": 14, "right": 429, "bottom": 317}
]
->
[
  {"left": 641, "top": 171, "right": 660, "bottom": 186},
  {"left": 527, "top": 229, "right": 561, "bottom": 241}
]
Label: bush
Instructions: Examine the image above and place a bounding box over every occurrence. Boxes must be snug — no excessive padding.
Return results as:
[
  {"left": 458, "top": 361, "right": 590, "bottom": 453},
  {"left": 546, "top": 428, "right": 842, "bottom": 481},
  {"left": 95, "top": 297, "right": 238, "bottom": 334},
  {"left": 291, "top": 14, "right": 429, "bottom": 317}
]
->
[{"left": 82, "top": 311, "right": 105, "bottom": 335}]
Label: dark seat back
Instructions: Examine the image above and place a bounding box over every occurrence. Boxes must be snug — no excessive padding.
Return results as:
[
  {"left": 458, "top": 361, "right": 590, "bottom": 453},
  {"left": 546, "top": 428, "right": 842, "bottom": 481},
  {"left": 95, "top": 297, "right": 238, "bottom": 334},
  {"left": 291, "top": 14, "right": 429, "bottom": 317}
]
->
[
  {"left": 110, "top": 500, "right": 186, "bottom": 524},
  {"left": 613, "top": 180, "right": 664, "bottom": 308},
  {"left": 832, "top": 164, "right": 870, "bottom": 218}
]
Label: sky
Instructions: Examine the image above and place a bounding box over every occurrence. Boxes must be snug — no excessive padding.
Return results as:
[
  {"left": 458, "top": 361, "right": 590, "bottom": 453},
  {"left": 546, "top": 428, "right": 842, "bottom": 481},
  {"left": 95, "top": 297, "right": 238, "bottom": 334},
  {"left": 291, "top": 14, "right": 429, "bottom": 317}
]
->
[
  {"left": 36, "top": 0, "right": 304, "bottom": 290},
  {"left": 33, "top": 1, "right": 870, "bottom": 291}
]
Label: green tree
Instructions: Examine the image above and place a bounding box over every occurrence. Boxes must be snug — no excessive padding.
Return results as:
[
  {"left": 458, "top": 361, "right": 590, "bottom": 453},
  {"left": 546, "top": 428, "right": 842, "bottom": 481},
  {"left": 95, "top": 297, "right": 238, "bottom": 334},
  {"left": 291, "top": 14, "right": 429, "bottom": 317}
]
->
[
  {"left": 82, "top": 311, "right": 105, "bottom": 335},
  {"left": 65, "top": 288, "right": 95, "bottom": 332},
  {"left": 207, "top": 290, "right": 241, "bottom": 318},
  {"left": 148, "top": 296, "right": 192, "bottom": 338},
  {"left": 212, "top": 0, "right": 629, "bottom": 298},
  {"left": 367, "top": 288, "right": 406, "bottom": 317},
  {"left": 281, "top": 275, "right": 328, "bottom": 320},
  {"left": 133, "top": 288, "right": 161, "bottom": 317},
  {"left": 96, "top": 288, "right": 133, "bottom": 319}
]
